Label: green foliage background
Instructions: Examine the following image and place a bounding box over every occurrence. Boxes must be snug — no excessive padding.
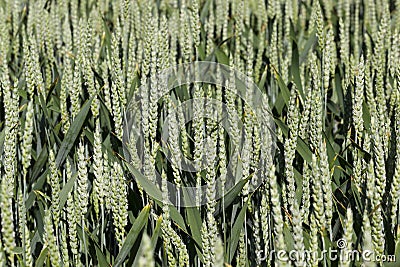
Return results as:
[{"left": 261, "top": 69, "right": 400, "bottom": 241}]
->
[{"left": 0, "top": 0, "right": 399, "bottom": 266}]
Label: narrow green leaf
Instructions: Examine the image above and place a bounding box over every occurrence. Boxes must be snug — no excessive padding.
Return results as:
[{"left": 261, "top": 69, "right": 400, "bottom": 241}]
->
[
  {"left": 35, "top": 247, "right": 48, "bottom": 267},
  {"left": 95, "top": 245, "right": 109, "bottom": 267},
  {"left": 114, "top": 205, "right": 151, "bottom": 266},
  {"left": 26, "top": 170, "right": 49, "bottom": 209},
  {"left": 11, "top": 246, "right": 23, "bottom": 254},
  {"left": 31, "top": 144, "right": 48, "bottom": 180},
  {"left": 275, "top": 118, "right": 289, "bottom": 137},
  {"left": 299, "top": 32, "right": 317, "bottom": 64},
  {"left": 291, "top": 40, "right": 305, "bottom": 100},
  {"left": 283, "top": 223, "right": 295, "bottom": 252},
  {"left": 297, "top": 138, "right": 313, "bottom": 163},
  {"left": 228, "top": 202, "right": 248, "bottom": 262},
  {"left": 132, "top": 222, "right": 162, "bottom": 267},
  {"left": 271, "top": 65, "right": 290, "bottom": 106},
  {"left": 200, "top": 0, "right": 212, "bottom": 22},
  {"left": 124, "top": 161, "right": 163, "bottom": 202},
  {"left": 221, "top": 178, "right": 248, "bottom": 211},
  {"left": 151, "top": 216, "right": 163, "bottom": 250},
  {"left": 55, "top": 97, "right": 93, "bottom": 168},
  {"left": 185, "top": 206, "right": 203, "bottom": 248},
  {"left": 258, "top": 65, "right": 268, "bottom": 90},
  {"left": 153, "top": 200, "right": 188, "bottom": 233},
  {"left": 0, "top": 128, "right": 5, "bottom": 155},
  {"left": 58, "top": 171, "right": 78, "bottom": 211},
  {"left": 215, "top": 47, "right": 229, "bottom": 65}
]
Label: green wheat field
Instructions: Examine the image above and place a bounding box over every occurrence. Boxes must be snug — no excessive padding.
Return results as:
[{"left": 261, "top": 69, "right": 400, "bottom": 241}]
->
[{"left": 0, "top": 0, "right": 399, "bottom": 266}]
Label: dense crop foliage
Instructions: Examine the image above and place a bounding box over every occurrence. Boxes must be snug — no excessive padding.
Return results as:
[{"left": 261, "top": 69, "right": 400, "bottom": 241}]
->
[{"left": 0, "top": 0, "right": 399, "bottom": 266}]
